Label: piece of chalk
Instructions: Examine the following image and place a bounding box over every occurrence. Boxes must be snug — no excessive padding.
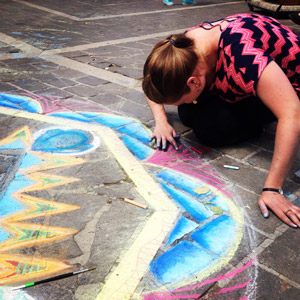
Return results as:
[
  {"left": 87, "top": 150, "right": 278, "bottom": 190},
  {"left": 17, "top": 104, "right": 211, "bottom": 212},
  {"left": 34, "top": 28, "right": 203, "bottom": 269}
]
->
[
  {"left": 223, "top": 165, "right": 239, "bottom": 170},
  {"left": 196, "top": 145, "right": 211, "bottom": 152},
  {"left": 191, "top": 147, "right": 202, "bottom": 155},
  {"left": 123, "top": 198, "right": 147, "bottom": 209}
]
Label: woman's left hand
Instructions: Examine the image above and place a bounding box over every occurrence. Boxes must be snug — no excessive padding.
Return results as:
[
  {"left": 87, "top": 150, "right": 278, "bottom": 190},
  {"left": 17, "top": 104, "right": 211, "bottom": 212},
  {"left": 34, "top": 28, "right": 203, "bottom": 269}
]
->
[{"left": 258, "top": 191, "right": 300, "bottom": 228}]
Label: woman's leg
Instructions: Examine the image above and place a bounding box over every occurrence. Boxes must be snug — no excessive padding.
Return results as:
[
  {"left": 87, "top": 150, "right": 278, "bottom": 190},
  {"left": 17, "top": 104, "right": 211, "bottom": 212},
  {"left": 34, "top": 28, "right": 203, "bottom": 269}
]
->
[{"left": 178, "top": 94, "right": 276, "bottom": 147}]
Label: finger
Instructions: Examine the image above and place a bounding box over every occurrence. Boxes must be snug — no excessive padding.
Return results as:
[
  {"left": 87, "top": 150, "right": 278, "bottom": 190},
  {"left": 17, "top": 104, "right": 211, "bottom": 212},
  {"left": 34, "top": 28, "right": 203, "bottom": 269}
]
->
[
  {"left": 292, "top": 204, "right": 300, "bottom": 213},
  {"left": 173, "top": 134, "right": 181, "bottom": 150},
  {"left": 286, "top": 211, "right": 300, "bottom": 227},
  {"left": 279, "top": 213, "right": 298, "bottom": 228},
  {"left": 156, "top": 138, "right": 162, "bottom": 150},
  {"left": 258, "top": 199, "right": 269, "bottom": 218},
  {"left": 161, "top": 137, "right": 167, "bottom": 150},
  {"left": 169, "top": 136, "right": 178, "bottom": 150}
]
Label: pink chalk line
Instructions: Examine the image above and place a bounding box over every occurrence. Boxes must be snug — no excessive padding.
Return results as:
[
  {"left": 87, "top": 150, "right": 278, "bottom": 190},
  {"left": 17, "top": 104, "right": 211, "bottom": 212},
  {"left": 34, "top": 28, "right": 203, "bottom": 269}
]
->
[
  {"left": 145, "top": 147, "right": 222, "bottom": 183},
  {"left": 23, "top": 93, "right": 112, "bottom": 114},
  {"left": 145, "top": 146, "right": 232, "bottom": 197},
  {"left": 142, "top": 260, "right": 253, "bottom": 300},
  {"left": 215, "top": 280, "right": 251, "bottom": 295}
]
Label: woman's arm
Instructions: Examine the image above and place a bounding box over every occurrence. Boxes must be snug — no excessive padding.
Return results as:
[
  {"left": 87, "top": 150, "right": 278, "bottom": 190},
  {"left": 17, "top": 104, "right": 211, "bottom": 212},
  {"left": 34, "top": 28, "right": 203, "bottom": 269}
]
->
[
  {"left": 256, "top": 61, "right": 300, "bottom": 227},
  {"left": 146, "top": 96, "right": 178, "bottom": 149}
]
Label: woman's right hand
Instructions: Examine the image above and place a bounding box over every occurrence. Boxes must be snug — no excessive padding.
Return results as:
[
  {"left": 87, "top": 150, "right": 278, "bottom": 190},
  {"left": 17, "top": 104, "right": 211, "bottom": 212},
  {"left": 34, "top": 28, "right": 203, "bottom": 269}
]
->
[
  {"left": 145, "top": 96, "right": 179, "bottom": 150},
  {"left": 150, "top": 119, "right": 179, "bottom": 150}
]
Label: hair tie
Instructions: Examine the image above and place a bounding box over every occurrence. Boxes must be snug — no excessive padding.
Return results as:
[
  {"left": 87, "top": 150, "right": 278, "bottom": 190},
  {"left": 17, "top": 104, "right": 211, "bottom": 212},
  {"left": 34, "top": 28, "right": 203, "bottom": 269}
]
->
[{"left": 169, "top": 38, "right": 177, "bottom": 47}]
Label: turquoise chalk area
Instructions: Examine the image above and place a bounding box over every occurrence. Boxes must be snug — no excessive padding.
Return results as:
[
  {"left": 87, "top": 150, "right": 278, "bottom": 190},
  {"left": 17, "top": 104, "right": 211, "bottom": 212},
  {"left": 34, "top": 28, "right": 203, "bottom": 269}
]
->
[
  {"left": 150, "top": 240, "right": 216, "bottom": 284},
  {"left": 93, "top": 115, "right": 132, "bottom": 128},
  {"left": 79, "top": 112, "right": 102, "bottom": 118},
  {"left": 160, "top": 182, "right": 213, "bottom": 222},
  {"left": 0, "top": 101, "right": 21, "bottom": 110},
  {"left": 0, "top": 173, "right": 33, "bottom": 219},
  {"left": 0, "top": 140, "right": 25, "bottom": 150},
  {"left": 191, "top": 215, "right": 235, "bottom": 255},
  {"left": 121, "top": 135, "right": 154, "bottom": 160},
  {"left": 19, "top": 101, "right": 41, "bottom": 113},
  {"left": 50, "top": 112, "right": 91, "bottom": 123},
  {"left": 0, "top": 94, "right": 41, "bottom": 113},
  {"left": 167, "top": 216, "right": 198, "bottom": 245},
  {"left": 157, "top": 170, "right": 211, "bottom": 199},
  {"left": 19, "top": 153, "right": 43, "bottom": 170},
  {"left": 0, "top": 227, "right": 9, "bottom": 243},
  {"left": 117, "top": 122, "right": 151, "bottom": 144},
  {"left": 0, "top": 94, "right": 30, "bottom": 104}
]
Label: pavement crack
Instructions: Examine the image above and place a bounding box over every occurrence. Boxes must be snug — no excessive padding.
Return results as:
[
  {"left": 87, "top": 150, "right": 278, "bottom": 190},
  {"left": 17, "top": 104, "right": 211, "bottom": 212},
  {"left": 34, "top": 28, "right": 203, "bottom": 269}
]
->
[{"left": 69, "top": 203, "right": 111, "bottom": 266}]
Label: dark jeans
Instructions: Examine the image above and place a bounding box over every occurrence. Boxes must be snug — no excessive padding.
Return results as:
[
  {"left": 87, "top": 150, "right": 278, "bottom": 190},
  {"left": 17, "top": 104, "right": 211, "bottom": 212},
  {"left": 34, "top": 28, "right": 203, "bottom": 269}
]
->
[{"left": 178, "top": 93, "right": 276, "bottom": 147}]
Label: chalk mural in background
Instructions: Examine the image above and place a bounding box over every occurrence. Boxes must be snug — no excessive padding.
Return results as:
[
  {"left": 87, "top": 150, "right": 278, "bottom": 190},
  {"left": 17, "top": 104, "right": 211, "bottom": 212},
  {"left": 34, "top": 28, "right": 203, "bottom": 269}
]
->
[{"left": 0, "top": 94, "right": 253, "bottom": 299}]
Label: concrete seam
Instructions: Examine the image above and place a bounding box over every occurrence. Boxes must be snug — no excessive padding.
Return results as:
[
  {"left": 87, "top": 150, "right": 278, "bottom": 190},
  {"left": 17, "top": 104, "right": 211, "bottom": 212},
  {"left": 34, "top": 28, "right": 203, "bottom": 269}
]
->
[{"left": 258, "top": 263, "right": 300, "bottom": 290}]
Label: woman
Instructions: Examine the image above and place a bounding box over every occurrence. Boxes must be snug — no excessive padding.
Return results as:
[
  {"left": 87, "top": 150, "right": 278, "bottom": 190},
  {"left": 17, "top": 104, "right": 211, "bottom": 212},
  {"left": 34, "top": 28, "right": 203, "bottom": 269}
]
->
[{"left": 142, "top": 13, "right": 300, "bottom": 227}]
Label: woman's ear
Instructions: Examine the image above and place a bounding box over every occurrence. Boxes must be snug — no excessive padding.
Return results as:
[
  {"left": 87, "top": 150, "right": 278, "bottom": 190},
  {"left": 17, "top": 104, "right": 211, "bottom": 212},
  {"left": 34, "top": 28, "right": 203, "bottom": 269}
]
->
[{"left": 187, "top": 76, "right": 201, "bottom": 91}]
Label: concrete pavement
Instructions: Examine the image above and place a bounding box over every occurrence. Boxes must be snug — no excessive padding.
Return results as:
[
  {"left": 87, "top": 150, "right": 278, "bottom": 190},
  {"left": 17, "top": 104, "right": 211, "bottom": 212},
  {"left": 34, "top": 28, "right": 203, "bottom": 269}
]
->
[{"left": 0, "top": 0, "right": 300, "bottom": 299}]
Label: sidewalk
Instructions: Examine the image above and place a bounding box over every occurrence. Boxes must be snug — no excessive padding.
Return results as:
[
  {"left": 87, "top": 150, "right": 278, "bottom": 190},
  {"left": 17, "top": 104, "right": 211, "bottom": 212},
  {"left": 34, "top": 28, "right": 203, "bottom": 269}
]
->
[{"left": 0, "top": 1, "right": 300, "bottom": 299}]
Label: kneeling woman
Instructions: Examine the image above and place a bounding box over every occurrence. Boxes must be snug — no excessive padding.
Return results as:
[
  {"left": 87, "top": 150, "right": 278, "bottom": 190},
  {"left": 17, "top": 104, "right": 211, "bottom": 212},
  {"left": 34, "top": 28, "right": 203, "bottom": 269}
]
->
[{"left": 142, "top": 13, "right": 300, "bottom": 227}]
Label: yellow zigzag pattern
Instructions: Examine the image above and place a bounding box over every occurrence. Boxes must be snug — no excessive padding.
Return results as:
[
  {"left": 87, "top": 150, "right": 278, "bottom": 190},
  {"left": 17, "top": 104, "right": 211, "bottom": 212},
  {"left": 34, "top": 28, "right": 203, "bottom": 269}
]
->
[{"left": 0, "top": 126, "right": 85, "bottom": 284}]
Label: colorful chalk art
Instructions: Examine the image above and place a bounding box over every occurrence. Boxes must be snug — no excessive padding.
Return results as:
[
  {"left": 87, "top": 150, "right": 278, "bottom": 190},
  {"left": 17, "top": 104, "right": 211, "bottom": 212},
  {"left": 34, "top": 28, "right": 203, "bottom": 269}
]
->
[{"left": 0, "top": 94, "right": 255, "bottom": 300}]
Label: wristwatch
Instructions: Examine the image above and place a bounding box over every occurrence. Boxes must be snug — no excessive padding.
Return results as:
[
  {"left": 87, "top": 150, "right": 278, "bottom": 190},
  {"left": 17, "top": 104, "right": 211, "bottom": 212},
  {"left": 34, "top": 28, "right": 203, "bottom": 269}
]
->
[{"left": 262, "top": 188, "right": 284, "bottom": 195}]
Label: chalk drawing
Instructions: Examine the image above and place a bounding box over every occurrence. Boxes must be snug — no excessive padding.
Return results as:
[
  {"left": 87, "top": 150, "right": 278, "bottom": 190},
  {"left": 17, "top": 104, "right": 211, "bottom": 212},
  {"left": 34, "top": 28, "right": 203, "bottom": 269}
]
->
[
  {"left": 0, "top": 94, "right": 255, "bottom": 299},
  {"left": 0, "top": 124, "right": 91, "bottom": 290},
  {"left": 143, "top": 259, "right": 253, "bottom": 299}
]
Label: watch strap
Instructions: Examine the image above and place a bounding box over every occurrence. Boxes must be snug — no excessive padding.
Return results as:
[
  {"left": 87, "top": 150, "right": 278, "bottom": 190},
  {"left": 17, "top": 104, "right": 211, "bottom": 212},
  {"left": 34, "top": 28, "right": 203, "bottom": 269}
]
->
[{"left": 262, "top": 188, "right": 283, "bottom": 195}]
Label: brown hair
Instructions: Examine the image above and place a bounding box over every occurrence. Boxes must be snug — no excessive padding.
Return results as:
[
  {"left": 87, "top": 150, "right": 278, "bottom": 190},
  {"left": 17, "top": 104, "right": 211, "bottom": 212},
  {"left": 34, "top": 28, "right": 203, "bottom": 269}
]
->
[{"left": 142, "top": 34, "right": 198, "bottom": 104}]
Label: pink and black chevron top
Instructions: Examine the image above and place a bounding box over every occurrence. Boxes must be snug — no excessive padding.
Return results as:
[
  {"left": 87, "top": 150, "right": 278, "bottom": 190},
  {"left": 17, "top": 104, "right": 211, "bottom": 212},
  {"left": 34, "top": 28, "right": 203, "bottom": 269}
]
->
[{"left": 192, "top": 13, "right": 300, "bottom": 102}]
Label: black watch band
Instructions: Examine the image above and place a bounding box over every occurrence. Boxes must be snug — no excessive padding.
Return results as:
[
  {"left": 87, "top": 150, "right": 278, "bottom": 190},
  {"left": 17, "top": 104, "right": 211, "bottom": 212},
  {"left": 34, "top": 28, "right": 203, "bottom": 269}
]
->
[{"left": 262, "top": 188, "right": 283, "bottom": 195}]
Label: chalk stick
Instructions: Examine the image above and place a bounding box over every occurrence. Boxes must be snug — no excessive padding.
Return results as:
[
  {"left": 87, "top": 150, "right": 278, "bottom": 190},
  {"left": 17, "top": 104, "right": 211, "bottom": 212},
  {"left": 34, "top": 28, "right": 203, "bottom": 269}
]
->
[
  {"left": 223, "top": 165, "right": 239, "bottom": 170},
  {"left": 191, "top": 147, "right": 202, "bottom": 155},
  {"left": 123, "top": 198, "right": 147, "bottom": 209}
]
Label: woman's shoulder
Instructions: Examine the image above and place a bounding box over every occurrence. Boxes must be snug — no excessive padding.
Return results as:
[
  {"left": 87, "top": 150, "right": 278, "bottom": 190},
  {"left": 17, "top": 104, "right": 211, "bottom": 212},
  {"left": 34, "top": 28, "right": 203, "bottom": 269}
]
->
[{"left": 186, "top": 13, "right": 273, "bottom": 33}]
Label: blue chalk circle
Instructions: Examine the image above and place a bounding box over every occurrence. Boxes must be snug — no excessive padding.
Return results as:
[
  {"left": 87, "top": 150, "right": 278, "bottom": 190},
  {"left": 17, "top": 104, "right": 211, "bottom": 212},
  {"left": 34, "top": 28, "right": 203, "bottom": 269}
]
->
[{"left": 32, "top": 127, "right": 99, "bottom": 155}]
